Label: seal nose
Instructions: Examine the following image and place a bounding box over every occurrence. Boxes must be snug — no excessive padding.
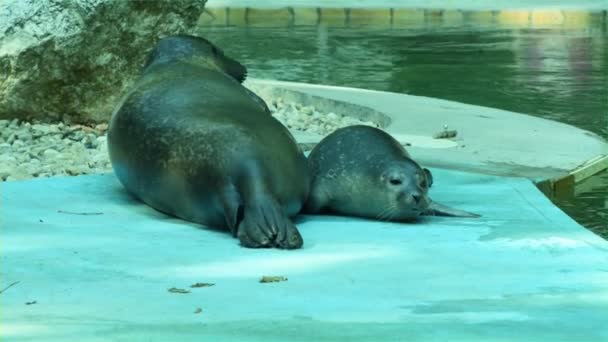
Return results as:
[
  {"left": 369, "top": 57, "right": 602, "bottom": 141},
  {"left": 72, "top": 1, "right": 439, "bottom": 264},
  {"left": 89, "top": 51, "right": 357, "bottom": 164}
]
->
[{"left": 412, "top": 195, "right": 422, "bottom": 204}]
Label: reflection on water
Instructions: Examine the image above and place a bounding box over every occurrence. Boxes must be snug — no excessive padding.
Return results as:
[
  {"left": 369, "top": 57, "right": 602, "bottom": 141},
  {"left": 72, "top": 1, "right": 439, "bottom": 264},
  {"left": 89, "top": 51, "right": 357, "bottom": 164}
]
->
[{"left": 197, "top": 10, "right": 607, "bottom": 238}]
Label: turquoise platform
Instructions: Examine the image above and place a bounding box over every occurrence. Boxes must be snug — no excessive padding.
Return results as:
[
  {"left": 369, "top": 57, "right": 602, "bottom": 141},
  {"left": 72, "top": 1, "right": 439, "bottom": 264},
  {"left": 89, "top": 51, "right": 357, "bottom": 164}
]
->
[{"left": 2, "top": 170, "right": 607, "bottom": 341}]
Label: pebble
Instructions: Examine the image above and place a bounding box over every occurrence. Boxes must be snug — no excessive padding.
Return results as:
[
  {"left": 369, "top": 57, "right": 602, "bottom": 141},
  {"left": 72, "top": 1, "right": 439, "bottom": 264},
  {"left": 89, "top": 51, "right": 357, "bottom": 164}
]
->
[
  {"left": 43, "top": 149, "right": 59, "bottom": 157},
  {"left": 32, "top": 124, "right": 50, "bottom": 134},
  {"left": 1, "top": 97, "right": 380, "bottom": 182}
]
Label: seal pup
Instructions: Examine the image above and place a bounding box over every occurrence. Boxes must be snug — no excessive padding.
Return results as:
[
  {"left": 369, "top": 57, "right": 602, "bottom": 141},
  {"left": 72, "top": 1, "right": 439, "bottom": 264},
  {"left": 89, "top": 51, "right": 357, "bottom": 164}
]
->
[
  {"left": 305, "top": 125, "right": 480, "bottom": 221},
  {"left": 107, "top": 35, "right": 308, "bottom": 249}
]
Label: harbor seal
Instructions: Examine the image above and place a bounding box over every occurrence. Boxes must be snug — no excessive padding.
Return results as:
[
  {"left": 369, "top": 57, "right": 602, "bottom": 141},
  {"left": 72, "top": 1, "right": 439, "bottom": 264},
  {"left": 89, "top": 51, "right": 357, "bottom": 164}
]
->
[
  {"left": 107, "top": 35, "right": 309, "bottom": 249},
  {"left": 305, "top": 125, "right": 479, "bottom": 221}
]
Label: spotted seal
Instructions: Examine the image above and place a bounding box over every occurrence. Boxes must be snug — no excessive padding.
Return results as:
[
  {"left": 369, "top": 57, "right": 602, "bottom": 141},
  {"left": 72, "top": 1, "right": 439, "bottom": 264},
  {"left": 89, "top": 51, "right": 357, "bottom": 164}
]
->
[
  {"left": 107, "top": 35, "right": 308, "bottom": 249},
  {"left": 305, "top": 125, "right": 480, "bottom": 220}
]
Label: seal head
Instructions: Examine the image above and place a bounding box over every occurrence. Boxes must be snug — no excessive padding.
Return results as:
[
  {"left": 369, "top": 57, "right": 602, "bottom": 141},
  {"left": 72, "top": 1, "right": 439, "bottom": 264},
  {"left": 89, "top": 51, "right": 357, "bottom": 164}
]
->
[
  {"left": 373, "top": 159, "right": 433, "bottom": 220},
  {"left": 143, "top": 34, "right": 247, "bottom": 82}
]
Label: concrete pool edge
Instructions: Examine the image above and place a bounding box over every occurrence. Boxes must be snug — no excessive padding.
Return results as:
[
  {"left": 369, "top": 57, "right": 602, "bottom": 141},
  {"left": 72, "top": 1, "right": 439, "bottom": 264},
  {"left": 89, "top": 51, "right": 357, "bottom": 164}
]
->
[
  {"left": 2, "top": 163, "right": 608, "bottom": 341},
  {"left": 245, "top": 78, "right": 608, "bottom": 197},
  {"left": 200, "top": 4, "right": 608, "bottom": 29}
]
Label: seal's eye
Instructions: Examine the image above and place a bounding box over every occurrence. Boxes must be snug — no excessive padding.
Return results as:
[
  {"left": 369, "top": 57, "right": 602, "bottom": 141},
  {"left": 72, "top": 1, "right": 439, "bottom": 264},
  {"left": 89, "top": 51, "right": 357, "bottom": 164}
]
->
[{"left": 389, "top": 179, "right": 402, "bottom": 185}]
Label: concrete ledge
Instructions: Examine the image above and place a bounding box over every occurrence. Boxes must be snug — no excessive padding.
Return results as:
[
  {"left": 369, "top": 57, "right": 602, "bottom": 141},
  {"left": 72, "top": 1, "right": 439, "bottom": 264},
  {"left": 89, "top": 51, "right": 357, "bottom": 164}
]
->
[
  {"left": 2, "top": 170, "right": 608, "bottom": 341},
  {"left": 246, "top": 79, "right": 608, "bottom": 192},
  {"left": 205, "top": 1, "right": 608, "bottom": 11}
]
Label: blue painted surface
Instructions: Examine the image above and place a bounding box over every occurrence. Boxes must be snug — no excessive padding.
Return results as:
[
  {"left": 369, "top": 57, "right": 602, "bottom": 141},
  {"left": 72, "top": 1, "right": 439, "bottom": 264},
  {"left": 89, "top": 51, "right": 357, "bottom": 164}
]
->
[{"left": 1, "top": 170, "right": 607, "bottom": 341}]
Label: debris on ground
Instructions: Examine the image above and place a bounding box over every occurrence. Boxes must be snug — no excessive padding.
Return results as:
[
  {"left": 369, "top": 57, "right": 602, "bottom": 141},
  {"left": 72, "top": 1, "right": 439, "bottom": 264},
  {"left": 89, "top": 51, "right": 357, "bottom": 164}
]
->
[
  {"left": 259, "top": 276, "right": 288, "bottom": 283},
  {"left": 168, "top": 287, "right": 190, "bottom": 294},
  {"left": 190, "top": 283, "right": 215, "bottom": 288}
]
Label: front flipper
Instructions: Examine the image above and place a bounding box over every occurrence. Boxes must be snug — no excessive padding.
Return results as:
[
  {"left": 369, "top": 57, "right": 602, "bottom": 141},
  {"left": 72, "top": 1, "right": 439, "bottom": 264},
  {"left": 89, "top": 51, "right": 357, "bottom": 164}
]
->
[
  {"left": 237, "top": 196, "right": 303, "bottom": 249},
  {"left": 425, "top": 201, "right": 480, "bottom": 218}
]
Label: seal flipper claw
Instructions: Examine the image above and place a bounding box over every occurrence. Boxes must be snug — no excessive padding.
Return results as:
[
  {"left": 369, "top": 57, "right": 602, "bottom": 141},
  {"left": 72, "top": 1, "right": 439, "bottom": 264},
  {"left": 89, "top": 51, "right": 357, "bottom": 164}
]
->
[
  {"left": 237, "top": 225, "right": 265, "bottom": 248},
  {"left": 237, "top": 204, "right": 274, "bottom": 248},
  {"left": 425, "top": 201, "right": 480, "bottom": 218},
  {"left": 274, "top": 213, "right": 303, "bottom": 249},
  {"left": 237, "top": 196, "right": 303, "bottom": 249}
]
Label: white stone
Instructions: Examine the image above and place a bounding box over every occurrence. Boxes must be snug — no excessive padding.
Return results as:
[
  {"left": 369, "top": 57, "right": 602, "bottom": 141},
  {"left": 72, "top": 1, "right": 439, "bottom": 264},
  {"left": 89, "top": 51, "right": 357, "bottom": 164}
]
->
[
  {"left": 43, "top": 149, "right": 59, "bottom": 157},
  {"left": 32, "top": 123, "right": 50, "bottom": 134},
  {"left": 48, "top": 124, "right": 61, "bottom": 133},
  {"left": 327, "top": 112, "right": 339, "bottom": 121}
]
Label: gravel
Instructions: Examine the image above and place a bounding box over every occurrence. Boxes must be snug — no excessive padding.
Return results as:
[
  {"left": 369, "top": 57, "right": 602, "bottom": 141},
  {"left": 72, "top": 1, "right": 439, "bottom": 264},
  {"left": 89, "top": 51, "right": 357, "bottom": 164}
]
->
[
  {"left": 0, "top": 99, "right": 379, "bottom": 182},
  {"left": 0, "top": 119, "right": 111, "bottom": 182},
  {"left": 267, "top": 97, "right": 378, "bottom": 136}
]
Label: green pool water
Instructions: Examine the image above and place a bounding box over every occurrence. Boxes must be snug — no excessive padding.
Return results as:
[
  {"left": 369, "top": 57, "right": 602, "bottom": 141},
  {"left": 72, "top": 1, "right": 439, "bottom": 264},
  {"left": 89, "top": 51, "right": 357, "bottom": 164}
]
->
[{"left": 197, "top": 10, "right": 607, "bottom": 238}]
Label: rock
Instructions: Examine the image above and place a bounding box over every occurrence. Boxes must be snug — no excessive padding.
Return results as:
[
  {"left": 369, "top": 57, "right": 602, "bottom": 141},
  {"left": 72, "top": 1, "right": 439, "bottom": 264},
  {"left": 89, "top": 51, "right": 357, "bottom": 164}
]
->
[
  {"left": 43, "top": 149, "right": 59, "bottom": 157},
  {"left": 48, "top": 124, "right": 61, "bottom": 133},
  {"left": 31, "top": 124, "right": 50, "bottom": 134},
  {"left": 40, "top": 164, "right": 55, "bottom": 173},
  {"left": 69, "top": 130, "right": 85, "bottom": 141},
  {"left": 327, "top": 112, "right": 338, "bottom": 121},
  {"left": 6, "top": 133, "right": 16, "bottom": 144},
  {"left": 0, "top": 0, "right": 208, "bottom": 123},
  {"left": 19, "top": 130, "right": 33, "bottom": 142},
  {"left": 91, "top": 153, "right": 109, "bottom": 165},
  {"left": 66, "top": 165, "right": 89, "bottom": 176},
  {"left": 95, "top": 135, "right": 107, "bottom": 146},
  {"left": 95, "top": 123, "right": 108, "bottom": 132},
  {"left": 0, "top": 168, "right": 11, "bottom": 180},
  {"left": 301, "top": 106, "right": 313, "bottom": 115},
  {"left": 9, "top": 165, "right": 30, "bottom": 180}
]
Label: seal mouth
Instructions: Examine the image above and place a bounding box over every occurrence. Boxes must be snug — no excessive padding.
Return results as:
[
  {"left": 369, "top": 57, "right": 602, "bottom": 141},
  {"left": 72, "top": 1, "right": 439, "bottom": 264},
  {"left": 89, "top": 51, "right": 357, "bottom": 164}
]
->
[
  {"left": 394, "top": 210, "right": 424, "bottom": 222},
  {"left": 376, "top": 204, "right": 424, "bottom": 222}
]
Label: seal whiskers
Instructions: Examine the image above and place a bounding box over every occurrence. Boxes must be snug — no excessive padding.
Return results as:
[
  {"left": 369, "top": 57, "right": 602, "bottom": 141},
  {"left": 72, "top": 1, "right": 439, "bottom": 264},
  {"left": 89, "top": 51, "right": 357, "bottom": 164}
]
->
[{"left": 376, "top": 204, "right": 398, "bottom": 222}]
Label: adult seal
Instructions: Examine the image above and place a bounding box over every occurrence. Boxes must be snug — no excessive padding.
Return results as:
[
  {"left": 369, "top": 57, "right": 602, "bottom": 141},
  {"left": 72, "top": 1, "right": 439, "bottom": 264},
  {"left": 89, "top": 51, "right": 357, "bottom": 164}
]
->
[
  {"left": 107, "top": 35, "right": 308, "bottom": 249},
  {"left": 305, "top": 125, "right": 479, "bottom": 221}
]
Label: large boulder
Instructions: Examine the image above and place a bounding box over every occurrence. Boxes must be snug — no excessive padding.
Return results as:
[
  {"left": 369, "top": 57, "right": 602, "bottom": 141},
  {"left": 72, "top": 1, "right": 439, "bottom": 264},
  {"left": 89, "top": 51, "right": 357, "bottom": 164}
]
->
[{"left": 0, "top": 0, "right": 207, "bottom": 123}]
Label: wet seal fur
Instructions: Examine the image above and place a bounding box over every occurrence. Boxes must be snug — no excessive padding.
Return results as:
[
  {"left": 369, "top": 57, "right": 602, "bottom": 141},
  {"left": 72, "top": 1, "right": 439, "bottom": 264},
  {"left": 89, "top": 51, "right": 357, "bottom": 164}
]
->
[
  {"left": 107, "top": 35, "right": 309, "bottom": 249},
  {"left": 305, "top": 125, "right": 480, "bottom": 221}
]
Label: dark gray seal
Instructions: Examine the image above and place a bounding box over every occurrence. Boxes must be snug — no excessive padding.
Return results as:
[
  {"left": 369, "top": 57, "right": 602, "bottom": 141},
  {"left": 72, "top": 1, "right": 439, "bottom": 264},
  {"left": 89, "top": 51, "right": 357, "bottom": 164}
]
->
[
  {"left": 107, "top": 35, "right": 308, "bottom": 249},
  {"left": 305, "top": 125, "right": 480, "bottom": 221}
]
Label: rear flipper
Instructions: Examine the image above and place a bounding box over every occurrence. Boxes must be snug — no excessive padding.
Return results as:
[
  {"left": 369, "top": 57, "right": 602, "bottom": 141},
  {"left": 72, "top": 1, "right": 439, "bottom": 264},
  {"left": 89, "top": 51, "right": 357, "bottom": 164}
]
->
[
  {"left": 236, "top": 196, "right": 303, "bottom": 249},
  {"left": 425, "top": 201, "right": 480, "bottom": 218}
]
